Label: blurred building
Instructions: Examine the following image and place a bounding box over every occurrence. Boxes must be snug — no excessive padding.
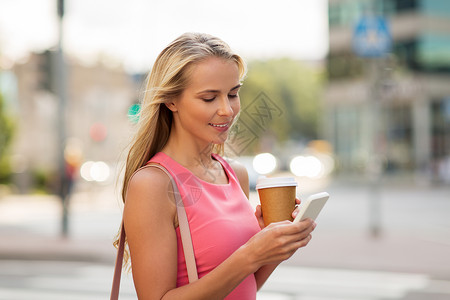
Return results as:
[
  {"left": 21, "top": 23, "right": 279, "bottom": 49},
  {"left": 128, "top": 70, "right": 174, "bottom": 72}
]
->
[
  {"left": 9, "top": 52, "right": 138, "bottom": 191},
  {"left": 324, "top": 0, "right": 450, "bottom": 183}
]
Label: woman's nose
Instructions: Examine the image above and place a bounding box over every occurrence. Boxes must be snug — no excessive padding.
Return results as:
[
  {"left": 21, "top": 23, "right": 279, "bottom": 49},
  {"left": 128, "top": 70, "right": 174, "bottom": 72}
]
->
[{"left": 218, "top": 97, "right": 233, "bottom": 116}]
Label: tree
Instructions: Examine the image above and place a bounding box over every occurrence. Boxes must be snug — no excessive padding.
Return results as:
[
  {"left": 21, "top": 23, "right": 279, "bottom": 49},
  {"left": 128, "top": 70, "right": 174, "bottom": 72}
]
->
[
  {"left": 0, "top": 92, "right": 14, "bottom": 183},
  {"left": 238, "top": 58, "right": 324, "bottom": 149}
]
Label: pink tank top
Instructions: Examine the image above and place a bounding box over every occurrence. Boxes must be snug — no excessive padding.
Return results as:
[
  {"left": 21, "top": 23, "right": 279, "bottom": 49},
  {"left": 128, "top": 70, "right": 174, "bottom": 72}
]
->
[{"left": 149, "top": 152, "right": 261, "bottom": 299}]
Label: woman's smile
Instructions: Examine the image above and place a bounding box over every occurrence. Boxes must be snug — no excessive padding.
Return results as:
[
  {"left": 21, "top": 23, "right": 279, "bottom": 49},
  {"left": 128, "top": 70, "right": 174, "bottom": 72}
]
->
[{"left": 209, "top": 122, "right": 231, "bottom": 131}]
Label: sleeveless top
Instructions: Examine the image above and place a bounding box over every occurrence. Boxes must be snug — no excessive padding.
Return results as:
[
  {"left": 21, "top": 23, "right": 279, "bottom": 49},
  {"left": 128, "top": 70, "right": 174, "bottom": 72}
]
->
[{"left": 149, "top": 152, "right": 261, "bottom": 299}]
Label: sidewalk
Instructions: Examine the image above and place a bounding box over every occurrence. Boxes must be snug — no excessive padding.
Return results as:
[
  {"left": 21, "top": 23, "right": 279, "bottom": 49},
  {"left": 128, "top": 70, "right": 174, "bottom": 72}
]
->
[{"left": 0, "top": 189, "right": 119, "bottom": 264}]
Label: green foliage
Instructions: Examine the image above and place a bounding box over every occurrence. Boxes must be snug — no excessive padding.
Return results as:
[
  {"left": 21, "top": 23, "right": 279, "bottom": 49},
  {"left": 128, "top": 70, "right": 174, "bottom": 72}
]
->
[
  {"left": 31, "top": 168, "right": 53, "bottom": 194},
  {"left": 239, "top": 58, "right": 324, "bottom": 145},
  {"left": 0, "top": 93, "right": 15, "bottom": 183}
]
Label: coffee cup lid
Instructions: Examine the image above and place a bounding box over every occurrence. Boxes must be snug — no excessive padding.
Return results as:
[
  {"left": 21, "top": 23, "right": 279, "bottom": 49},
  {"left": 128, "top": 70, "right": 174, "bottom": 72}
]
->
[{"left": 255, "top": 176, "right": 298, "bottom": 190}]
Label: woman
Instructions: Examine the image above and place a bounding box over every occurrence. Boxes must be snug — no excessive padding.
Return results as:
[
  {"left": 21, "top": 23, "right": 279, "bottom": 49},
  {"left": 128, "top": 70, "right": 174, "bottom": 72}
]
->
[{"left": 119, "top": 32, "right": 316, "bottom": 299}]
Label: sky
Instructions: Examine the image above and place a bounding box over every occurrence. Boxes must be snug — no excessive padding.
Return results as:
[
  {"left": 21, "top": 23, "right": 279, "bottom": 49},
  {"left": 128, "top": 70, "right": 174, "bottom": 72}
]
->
[{"left": 0, "top": 0, "right": 328, "bottom": 72}]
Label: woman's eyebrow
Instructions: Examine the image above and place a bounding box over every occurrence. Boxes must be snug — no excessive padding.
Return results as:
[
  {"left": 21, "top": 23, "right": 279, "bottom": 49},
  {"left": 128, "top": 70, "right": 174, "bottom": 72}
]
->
[
  {"left": 230, "top": 84, "right": 242, "bottom": 91},
  {"left": 196, "top": 84, "right": 242, "bottom": 95}
]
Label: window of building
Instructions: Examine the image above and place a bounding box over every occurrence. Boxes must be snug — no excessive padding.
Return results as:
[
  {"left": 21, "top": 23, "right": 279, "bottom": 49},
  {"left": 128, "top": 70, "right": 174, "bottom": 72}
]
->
[
  {"left": 418, "top": 34, "right": 450, "bottom": 71},
  {"left": 329, "top": 0, "right": 366, "bottom": 27},
  {"left": 329, "top": 0, "right": 419, "bottom": 27},
  {"left": 393, "top": 36, "right": 450, "bottom": 72},
  {"left": 393, "top": 0, "right": 418, "bottom": 12},
  {"left": 421, "top": 0, "right": 450, "bottom": 17},
  {"left": 431, "top": 98, "right": 450, "bottom": 182},
  {"left": 384, "top": 104, "right": 413, "bottom": 172},
  {"left": 431, "top": 98, "right": 450, "bottom": 159},
  {"left": 333, "top": 105, "right": 363, "bottom": 172},
  {"left": 393, "top": 40, "right": 419, "bottom": 70}
]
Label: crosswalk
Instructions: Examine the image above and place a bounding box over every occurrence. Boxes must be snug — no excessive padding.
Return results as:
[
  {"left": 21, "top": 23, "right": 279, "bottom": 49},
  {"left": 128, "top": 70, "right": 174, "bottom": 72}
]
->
[{"left": 0, "top": 260, "right": 449, "bottom": 300}]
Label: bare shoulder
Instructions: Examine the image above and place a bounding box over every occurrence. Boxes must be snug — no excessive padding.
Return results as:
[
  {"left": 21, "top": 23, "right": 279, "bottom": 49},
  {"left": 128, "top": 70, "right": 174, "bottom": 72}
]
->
[
  {"left": 227, "top": 159, "right": 248, "bottom": 180},
  {"left": 127, "top": 165, "right": 171, "bottom": 194},
  {"left": 226, "top": 158, "right": 250, "bottom": 198},
  {"left": 124, "top": 165, "right": 175, "bottom": 219}
]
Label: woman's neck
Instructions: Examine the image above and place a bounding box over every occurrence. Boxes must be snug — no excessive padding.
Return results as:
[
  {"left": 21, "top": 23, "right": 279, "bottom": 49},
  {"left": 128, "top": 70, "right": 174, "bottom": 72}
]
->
[{"left": 161, "top": 134, "right": 216, "bottom": 170}]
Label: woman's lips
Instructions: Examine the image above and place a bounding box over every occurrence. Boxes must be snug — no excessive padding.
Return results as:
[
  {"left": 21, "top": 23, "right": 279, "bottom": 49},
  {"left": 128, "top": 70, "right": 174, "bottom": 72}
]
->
[{"left": 209, "top": 122, "right": 230, "bottom": 131}]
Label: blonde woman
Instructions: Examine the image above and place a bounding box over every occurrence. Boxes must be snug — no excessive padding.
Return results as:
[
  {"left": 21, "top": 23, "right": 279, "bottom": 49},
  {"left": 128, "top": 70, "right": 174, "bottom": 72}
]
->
[{"left": 119, "top": 32, "right": 316, "bottom": 299}]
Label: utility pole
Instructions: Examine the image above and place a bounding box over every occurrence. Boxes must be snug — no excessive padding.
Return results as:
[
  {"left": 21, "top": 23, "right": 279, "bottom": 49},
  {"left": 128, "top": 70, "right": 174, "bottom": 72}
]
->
[{"left": 55, "top": 0, "right": 69, "bottom": 237}]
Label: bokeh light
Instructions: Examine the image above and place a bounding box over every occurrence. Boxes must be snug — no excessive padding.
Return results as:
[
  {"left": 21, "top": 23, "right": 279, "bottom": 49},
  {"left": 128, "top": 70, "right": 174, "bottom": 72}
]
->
[
  {"left": 80, "top": 161, "right": 110, "bottom": 182},
  {"left": 253, "top": 153, "right": 277, "bottom": 175},
  {"left": 290, "top": 155, "right": 323, "bottom": 178}
]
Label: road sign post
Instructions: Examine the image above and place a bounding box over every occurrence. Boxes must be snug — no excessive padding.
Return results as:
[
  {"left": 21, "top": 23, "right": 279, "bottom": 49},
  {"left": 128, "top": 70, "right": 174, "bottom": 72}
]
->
[
  {"left": 353, "top": 15, "right": 392, "bottom": 238},
  {"left": 353, "top": 16, "right": 391, "bottom": 58}
]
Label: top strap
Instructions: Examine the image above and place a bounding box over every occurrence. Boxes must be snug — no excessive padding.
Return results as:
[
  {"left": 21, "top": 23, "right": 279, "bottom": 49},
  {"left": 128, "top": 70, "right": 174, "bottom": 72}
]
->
[
  {"left": 146, "top": 163, "right": 199, "bottom": 283},
  {"left": 110, "top": 163, "right": 198, "bottom": 300}
]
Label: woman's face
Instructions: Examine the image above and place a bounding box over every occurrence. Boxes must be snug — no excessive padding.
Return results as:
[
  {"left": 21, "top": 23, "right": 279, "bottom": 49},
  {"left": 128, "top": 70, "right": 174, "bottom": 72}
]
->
[{"left": 170, "top": 56, "right": 241, "bottom": 146}]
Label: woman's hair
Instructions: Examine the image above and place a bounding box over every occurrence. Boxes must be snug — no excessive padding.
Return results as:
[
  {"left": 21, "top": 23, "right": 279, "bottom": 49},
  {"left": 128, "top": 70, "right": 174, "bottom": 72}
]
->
[{"left": 121, "top": 32, "right": 246, "bottom": 203}]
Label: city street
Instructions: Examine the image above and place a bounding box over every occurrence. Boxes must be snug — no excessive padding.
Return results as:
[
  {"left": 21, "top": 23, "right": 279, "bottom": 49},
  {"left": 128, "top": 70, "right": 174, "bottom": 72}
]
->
[
  {"left": 2, "top": 0, "right": 449, "bottom": 299},
  {"left": 0, "top": 176, "right": 450, "bottom": 299},
  {"left": 2, "top": 259, "right": 449, "bottom": 300}
]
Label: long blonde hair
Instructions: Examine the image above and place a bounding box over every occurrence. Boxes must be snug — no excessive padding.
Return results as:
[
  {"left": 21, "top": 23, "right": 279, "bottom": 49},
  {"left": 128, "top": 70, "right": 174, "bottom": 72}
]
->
[
  {"left": 115, "top": 33, "right": 246, "bottom": 262},
  {"left": 121, "top": 32, "right": 246, "bottom": 203}
]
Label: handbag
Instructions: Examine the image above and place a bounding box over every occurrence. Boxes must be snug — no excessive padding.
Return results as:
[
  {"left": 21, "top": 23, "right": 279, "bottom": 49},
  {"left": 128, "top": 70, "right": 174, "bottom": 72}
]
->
[{"left": 110, "top": 163, "right": 198, "bottom": 300}]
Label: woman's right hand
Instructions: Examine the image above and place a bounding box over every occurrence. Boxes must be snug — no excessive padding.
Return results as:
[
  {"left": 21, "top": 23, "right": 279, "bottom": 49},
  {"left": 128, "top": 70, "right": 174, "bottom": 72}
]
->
[{"left": 242, "top": 219, "right": 316, "bottom": 272}]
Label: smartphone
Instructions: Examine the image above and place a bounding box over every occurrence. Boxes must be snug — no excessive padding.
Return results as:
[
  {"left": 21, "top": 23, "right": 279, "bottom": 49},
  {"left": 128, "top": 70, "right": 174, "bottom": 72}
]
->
[{"left": 293, "top": 192, "right": 329, "bottom": 223}]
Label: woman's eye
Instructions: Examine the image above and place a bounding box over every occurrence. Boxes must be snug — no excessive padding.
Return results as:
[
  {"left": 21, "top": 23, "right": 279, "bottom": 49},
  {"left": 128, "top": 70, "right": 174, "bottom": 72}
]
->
[
  {"left": 228, "top": 94, "right": 238, "bottom": 98},
  {"left": 202, "top": 97, "right": 216, "bottom": 102}
]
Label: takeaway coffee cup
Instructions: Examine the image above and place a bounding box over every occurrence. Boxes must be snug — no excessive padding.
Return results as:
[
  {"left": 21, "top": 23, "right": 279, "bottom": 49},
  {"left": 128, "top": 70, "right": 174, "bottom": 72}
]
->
[{"left": 256, "top": 176, "right": 298, "bottom": 226}]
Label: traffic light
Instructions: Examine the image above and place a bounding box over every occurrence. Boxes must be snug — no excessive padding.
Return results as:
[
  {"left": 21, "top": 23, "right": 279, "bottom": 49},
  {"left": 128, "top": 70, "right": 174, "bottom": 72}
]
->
[
  {"left": 37, "top": 50, "right": 56, "bottom": 93},
  {"left": 127, "top": 103, "right": 141, "bottom": 123},
  {"left": 58, "top": 0, "right": 64, "bottom": 18}
]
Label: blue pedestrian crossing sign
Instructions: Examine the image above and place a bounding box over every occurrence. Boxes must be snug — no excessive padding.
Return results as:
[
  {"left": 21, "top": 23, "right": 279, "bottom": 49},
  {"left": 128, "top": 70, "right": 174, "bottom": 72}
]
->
[{"left": 352, "top": 16, "right": 392, "bottom": 57}]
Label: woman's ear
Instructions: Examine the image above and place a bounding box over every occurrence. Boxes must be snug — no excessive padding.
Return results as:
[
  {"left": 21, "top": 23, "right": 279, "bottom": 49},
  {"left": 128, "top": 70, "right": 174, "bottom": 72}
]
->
[{"left": 164, "top": 101, "right": 177, "bottom": 112}]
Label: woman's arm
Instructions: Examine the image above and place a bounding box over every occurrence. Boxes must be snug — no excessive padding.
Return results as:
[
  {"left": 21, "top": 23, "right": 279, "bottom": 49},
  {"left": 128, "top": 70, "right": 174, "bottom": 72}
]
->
[
  {"left": 229, "top": 160, "right": 280, "bottom": 288},
  {"left": 123, "top": 168, "right": 179, "bottom": 299},
  {"left": 252, "top": 204, "right": 279, "bottom": 290},
  {"left": 230, "top": 160, "right": 314, "bottom": 290},
  {"left": 252, "top": 198, "right": 311, "bottom": 290},
  {"left": 125, "top": 166, "right": 314, "bottom": 299}
]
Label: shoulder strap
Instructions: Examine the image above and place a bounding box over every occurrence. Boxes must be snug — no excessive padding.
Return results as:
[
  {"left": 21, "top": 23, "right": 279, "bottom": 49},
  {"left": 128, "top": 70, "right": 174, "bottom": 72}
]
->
[
  {"left": 110, "top": 222, "right": 125, "bottom": 300},
  {"left": 110, "top": 164, "right": 198, "bottom": 300},
  {"left": 148, "top": 163, "right": 199, "bottom": 282}
]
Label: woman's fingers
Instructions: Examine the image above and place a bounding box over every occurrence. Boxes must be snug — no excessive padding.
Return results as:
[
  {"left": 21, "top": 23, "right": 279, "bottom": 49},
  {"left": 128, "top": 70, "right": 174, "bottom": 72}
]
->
[
  {"left": 292, "top": 197, "right": 301, "bottom": 218},
  {"left": 264, "top": 220, "right": 315, "bottom": 250},
  {"left": 255, "top": 205, "right": 262, "bottom": 217},
  {"left": 269, "top": 219, "right": 315, "bottom": 236},
  {"left": 254, "top": 205, "right": 265, "bottom": 229},
  {"left": 247, "top": 219, "right": 316, "bottom": 267}
]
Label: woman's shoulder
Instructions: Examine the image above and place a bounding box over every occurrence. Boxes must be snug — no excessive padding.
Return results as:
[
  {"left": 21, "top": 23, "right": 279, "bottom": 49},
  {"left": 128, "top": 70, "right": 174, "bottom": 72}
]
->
[
  {"left": 126, "top": 165, "right": 172, "bottom": 200},
  {"left": 124, "top": 165, "right": 177, "bottom": 225},
  {"left": 130, "top": 164, "right": 170, "bottom": 183},
  {"left": 224, "top": 157, "right": 250, "bottom": 198},
  {"left": 226, "top": 158, "right": 248, "bottom": 180}
]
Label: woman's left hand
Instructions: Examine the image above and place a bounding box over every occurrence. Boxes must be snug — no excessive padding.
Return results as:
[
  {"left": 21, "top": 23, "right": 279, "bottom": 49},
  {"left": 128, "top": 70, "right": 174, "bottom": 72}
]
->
[{"left": 255, "top": 198, "right": 302, "bottom": 230}]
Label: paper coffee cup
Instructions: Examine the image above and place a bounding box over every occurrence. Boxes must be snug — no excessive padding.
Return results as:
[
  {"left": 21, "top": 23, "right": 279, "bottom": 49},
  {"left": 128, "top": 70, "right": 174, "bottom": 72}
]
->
[{"left": 256, "top": 176, "right": 298, "bottom": 226}]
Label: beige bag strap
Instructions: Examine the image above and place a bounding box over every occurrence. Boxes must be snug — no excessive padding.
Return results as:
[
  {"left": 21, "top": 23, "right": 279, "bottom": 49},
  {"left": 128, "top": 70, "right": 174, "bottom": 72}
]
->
[{"left": 110, "top": 163, "right": 198, "bottom": 300}]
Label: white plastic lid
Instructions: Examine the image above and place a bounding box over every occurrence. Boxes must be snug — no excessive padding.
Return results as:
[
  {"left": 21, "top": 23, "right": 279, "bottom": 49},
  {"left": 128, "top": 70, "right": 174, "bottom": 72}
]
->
[{"left": 255, "top": 176, "right": 298, "bottom": 190}]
